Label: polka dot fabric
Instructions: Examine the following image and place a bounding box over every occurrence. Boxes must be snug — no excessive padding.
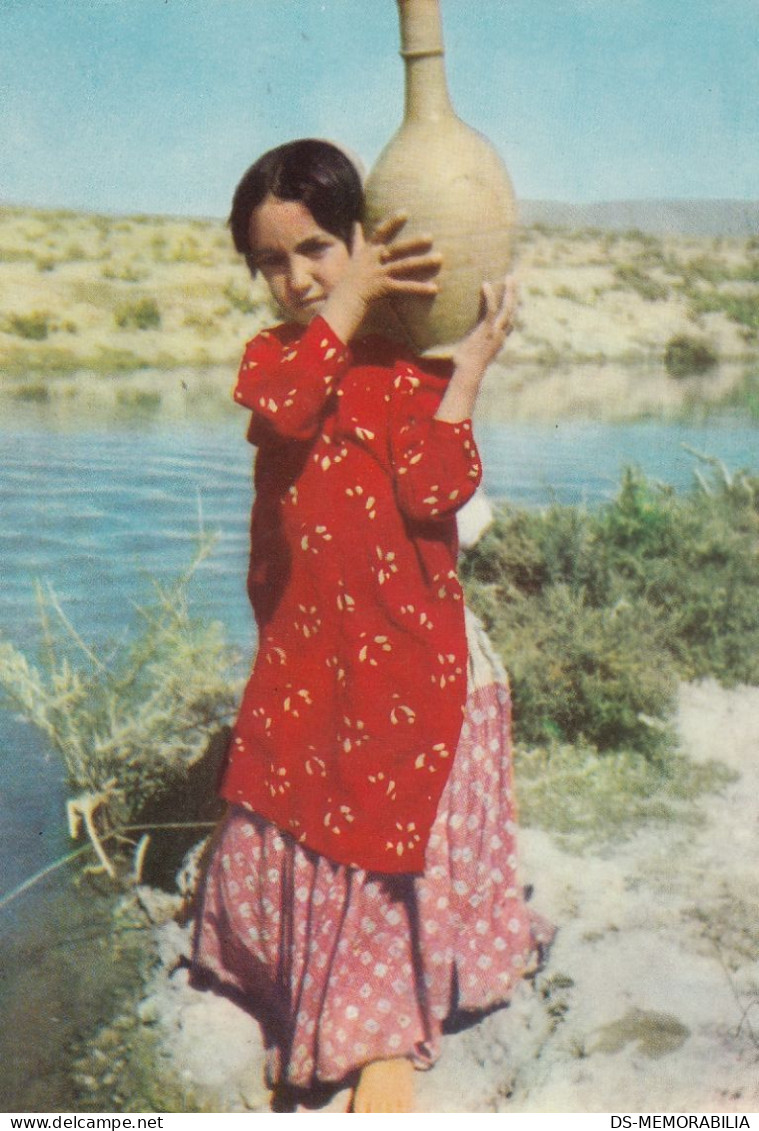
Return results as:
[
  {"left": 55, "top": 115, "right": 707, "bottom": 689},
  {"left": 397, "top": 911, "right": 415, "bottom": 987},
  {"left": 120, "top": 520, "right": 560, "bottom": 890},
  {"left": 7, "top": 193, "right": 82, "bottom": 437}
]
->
[{"left": 193, "top": 613, "right": 555, "bottom": 1090}]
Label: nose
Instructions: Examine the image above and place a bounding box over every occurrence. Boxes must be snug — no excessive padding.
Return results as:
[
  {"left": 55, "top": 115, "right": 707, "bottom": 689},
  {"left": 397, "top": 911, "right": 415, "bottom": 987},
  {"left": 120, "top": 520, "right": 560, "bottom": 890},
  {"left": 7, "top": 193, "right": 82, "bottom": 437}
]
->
[{"left": 287, "top": 255, "right": 313, "bottom": 298}]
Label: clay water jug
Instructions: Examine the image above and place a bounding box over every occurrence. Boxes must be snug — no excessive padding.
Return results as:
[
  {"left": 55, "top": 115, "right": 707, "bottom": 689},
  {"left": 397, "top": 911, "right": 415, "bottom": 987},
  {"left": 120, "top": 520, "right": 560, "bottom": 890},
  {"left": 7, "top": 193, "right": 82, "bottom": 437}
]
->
[{"left": 365, "top": 0, "right": 516, "bottom": 355}]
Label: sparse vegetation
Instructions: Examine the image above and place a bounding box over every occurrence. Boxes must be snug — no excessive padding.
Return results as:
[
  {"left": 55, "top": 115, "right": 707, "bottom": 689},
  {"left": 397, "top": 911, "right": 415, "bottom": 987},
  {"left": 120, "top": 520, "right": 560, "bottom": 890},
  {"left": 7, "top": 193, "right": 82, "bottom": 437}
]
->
[
  {"left": 115, "top": 388, "right": 162, "bottom": 412},
  {"left": 102, "top": 263, "right": 146, "bottom": 283},
  {"left": 712, "top": 368, "right": 759, "bottom": 421},
  {"left": 515, "top": 742, "right": 734, "bottom": 848},
  {"left": 689, "top": 290, "right": 759, "bottom": 340},
  {"left": 613, "top": 263, "right": 670, "bottom": 302},
  {"left": 115, "top": 297, "right": 161, "bottom": 331},
  {"left": 11, "top": 381, "right": 50, "bottom": 402},
  {"left": 222, "top": 280, "right": 258, "bottom": 314},
  {"left": 5, "top": 310, "right": 54, "bottom": 340},
  {"left": 0, "top": 205, "right": 756, "bottom": 391},
  {"left": 554, "top": 284, "right": 583, "bottom": 304}
]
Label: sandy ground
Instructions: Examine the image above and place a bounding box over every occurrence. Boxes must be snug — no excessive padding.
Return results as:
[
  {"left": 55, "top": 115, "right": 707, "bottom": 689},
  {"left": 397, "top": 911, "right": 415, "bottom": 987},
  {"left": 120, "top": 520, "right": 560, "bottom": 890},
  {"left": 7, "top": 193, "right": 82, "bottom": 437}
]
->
[{"left": 124, "top": 680, "right": 759, "bottom": 1114}]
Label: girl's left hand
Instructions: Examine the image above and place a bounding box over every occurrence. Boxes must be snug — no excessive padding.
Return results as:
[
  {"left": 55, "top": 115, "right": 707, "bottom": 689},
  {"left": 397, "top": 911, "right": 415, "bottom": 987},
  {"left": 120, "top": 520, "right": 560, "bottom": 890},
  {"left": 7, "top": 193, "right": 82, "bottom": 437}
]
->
[
  {"left": 344, "top": 214, "right": 443, "bottom": 308},
  {"left": 321, "top": 214, "right": 442, "bottom": 343}
]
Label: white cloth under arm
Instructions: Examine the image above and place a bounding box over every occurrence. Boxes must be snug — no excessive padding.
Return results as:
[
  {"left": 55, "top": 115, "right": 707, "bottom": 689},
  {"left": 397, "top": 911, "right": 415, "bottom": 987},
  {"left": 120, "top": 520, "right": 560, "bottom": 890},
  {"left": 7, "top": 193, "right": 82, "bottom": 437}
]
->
[{"left": 456, "top": 487, "right": 494, "bottom": 549}]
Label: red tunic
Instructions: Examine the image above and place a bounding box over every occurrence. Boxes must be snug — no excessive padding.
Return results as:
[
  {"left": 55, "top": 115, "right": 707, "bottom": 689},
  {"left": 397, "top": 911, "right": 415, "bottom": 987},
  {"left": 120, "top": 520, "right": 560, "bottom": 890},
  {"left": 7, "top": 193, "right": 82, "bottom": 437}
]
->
[{"left": 220, "top": 316, "right": 482, "bottom": 872}]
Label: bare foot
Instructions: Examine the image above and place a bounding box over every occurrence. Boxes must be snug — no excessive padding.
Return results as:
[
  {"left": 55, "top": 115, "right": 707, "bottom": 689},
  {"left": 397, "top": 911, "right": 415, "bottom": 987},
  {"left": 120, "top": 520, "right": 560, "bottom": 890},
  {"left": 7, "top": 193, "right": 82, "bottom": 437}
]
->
[{"left": 352, "top": 1057, "right": 415, "bottom": 1113}]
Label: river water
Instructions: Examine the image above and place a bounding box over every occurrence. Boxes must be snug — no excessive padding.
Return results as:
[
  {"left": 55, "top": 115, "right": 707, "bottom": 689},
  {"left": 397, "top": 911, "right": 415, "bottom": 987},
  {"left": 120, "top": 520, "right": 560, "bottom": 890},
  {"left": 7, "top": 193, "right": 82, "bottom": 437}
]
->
[{"left": 0, "top": 408, "right": 756, "bottom": 1108}]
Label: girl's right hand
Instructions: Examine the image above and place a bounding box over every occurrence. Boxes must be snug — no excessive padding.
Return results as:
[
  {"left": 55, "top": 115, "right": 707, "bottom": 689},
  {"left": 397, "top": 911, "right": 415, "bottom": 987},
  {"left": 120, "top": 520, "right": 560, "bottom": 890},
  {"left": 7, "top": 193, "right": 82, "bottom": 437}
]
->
[
  {"left": 321, "top": 215, "right": 442, "bottom": 342},
  {"left": 435, "top": 275, "right": 519, "bottom": 423}
]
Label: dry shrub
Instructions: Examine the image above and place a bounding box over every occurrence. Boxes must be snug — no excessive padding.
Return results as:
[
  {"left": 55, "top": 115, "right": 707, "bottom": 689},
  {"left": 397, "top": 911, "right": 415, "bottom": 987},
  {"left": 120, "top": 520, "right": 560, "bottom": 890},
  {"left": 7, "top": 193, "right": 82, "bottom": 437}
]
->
[
  {"left": 0, "top": 539, "right": 241, "bottom": 843},
  {"left": 114, "top": 297, "right": 161, "bottom": 331},
  {"left": 664, "top": 334, "right": 718, "bottom": 378}
]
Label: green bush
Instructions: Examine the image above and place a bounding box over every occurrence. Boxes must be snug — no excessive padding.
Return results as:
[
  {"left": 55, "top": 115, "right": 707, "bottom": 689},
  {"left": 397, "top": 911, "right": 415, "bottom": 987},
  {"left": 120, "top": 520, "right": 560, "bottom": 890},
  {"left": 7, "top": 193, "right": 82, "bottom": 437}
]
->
[
  {"left": 462, "top": 462, "right": 759, "bottom": 757},
  {"left": 115, "top": 297, "right": 161, "bottom": 331},
  {"left": 102, "top": 263, "right": 145, "bottom": 283},
  {"left": 735, "top": 257, "right": 759, "bottom": 283},
  {"left": 463, "top": 506, "right": 676, "bottom": 757},
  {"left": 554, "top": 284, "right": 583, "bottom": 303},
  {"left": 714, "top": 370, "right": 759, "bottom": 421},
  {"left": 680, "top": 254, "right": 731, "bottom": 286},
  {"left": 596, "top": 465, "right": 759, "bottom": 684},
  {"left": 510, "top": 585, "right": 675, "bottom": 756},
  {"left": 664, "top": 334, "right": 719, "bottom": 378},
  {"left": 11, "top": 382, "right": 50, "bottom": 402},
  {"left": 115, "top": 389, "right": 162, "bottom": 412}
]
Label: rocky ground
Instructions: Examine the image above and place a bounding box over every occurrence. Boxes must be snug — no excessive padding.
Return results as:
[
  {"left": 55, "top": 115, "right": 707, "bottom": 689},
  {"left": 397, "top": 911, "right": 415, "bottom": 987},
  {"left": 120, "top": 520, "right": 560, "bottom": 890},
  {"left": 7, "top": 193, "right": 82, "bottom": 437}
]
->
[{"left": 73, "top": 680, "right": 759, "bottom": 1114}]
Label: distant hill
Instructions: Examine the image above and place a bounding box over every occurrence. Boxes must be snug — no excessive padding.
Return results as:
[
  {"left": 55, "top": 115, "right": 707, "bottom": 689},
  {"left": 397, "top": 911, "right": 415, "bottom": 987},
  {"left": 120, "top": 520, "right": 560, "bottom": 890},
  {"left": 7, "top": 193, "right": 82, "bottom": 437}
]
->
[{"left": 520, "top": 198, "right": 759, "bottom": 238}]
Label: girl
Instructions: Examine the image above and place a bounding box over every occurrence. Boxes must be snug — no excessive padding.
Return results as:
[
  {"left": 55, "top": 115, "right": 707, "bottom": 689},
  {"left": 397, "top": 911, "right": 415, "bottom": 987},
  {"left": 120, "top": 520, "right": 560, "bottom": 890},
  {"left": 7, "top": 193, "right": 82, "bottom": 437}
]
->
[{"left": 192, "top": 139, "right": 552, "bottom": 1113}]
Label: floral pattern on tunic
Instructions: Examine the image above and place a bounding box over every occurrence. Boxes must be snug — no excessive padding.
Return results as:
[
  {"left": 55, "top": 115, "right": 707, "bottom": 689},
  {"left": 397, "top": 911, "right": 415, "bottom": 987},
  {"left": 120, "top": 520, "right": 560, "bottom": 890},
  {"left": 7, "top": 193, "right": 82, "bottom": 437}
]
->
[{"left": 220, "top": 317, "right": 482, "bottom": 872}]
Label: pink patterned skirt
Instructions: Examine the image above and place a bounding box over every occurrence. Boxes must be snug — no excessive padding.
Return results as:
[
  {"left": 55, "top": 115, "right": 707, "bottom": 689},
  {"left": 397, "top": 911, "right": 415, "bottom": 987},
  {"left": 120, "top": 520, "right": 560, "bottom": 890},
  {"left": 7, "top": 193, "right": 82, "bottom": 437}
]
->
[{"left": 191, "top": 611, "right": 554, "bottom": 1090}]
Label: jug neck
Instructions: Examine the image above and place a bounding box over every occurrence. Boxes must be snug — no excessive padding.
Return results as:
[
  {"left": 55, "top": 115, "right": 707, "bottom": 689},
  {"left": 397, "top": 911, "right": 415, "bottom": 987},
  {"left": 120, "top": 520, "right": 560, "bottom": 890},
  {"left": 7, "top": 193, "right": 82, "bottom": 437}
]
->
[{"left": 397, "top": 0, "right": 454, "bottom": 121}]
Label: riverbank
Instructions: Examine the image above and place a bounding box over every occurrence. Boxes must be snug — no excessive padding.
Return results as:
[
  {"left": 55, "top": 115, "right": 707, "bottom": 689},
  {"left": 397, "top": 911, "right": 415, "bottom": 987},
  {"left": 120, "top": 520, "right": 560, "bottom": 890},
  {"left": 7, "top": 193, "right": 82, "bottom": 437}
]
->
[
  {"left": 0, "top": 876, "right": 150, "bottom": 1112},
  {"left": 67, "top": 679, "right": 759, "bottom": 1114},
  {"left": 1, "top": 205, "right": 758, "bottom": 423}
]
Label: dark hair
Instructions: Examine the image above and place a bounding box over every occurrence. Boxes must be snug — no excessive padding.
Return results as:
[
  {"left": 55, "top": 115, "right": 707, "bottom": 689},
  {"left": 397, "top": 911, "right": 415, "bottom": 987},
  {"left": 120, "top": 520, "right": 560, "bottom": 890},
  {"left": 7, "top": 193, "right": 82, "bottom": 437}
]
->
[{"left": 229, "top": 139, "right": 364, "bottom": 275}]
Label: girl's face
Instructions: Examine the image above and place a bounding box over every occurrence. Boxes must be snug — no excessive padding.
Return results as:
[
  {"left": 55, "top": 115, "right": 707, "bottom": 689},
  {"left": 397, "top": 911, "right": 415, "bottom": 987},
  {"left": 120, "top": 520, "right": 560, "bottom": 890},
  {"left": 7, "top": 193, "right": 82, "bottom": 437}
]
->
[{"left": 248, "top": 194, "right": 351, "bottom": 326}]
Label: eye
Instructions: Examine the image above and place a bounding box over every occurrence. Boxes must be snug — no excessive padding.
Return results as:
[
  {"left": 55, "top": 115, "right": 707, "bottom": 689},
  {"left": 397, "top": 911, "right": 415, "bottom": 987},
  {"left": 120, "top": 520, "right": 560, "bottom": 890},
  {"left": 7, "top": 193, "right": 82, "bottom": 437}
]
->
[
  {"left": 252, "top": 250, "right": 286, "bottom": 273},
  {"left": 299, "top": 238, "right": 335, "bottom": 259}
]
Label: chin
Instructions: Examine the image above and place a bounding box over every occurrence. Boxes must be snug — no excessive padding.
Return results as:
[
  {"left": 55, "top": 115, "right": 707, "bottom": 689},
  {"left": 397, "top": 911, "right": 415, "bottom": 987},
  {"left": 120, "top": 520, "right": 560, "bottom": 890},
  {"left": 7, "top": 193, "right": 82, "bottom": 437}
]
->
[{"left": 286, "top": 305, "right": 322, "bottom": 327}]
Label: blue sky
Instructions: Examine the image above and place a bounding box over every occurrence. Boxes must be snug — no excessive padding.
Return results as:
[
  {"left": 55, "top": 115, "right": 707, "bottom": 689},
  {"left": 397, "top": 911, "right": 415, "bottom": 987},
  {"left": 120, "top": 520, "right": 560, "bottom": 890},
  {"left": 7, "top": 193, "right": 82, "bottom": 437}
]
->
[{"left": 2, "top": 0, "right": 758, "bottom": 217}]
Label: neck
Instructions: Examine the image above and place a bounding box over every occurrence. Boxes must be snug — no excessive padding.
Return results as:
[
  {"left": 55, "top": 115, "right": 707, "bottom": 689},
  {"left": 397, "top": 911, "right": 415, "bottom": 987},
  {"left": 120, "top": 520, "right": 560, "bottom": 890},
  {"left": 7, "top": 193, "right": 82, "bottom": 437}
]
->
[{"left": 397, "top": 0, "right": 453, "bottom": 121}]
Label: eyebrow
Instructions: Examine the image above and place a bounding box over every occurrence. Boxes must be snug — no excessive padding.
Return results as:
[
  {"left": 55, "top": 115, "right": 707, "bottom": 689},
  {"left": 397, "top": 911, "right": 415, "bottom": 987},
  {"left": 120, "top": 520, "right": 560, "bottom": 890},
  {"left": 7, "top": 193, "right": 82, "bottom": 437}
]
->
[
  {"left": 296, "top": 235, "right": 333, "bottom": 252},
  {"left": 252, "top": 234, "right": 334, "bottom": 264}
]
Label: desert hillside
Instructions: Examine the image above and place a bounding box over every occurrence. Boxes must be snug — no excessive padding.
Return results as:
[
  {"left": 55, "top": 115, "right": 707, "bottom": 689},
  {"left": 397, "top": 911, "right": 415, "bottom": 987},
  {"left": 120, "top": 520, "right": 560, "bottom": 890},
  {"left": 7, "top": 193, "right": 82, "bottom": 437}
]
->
[
  {"left": 521, "top": 198, "right": 759, "bottom": 238},
  {"left": 0, "top": 204, "right": 757, "bottom": 421}
]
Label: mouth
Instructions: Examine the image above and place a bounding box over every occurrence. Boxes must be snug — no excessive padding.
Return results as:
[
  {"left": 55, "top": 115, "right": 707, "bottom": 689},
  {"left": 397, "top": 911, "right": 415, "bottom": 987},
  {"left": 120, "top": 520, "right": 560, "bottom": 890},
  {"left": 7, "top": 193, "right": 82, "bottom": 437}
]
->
[{"left": 289, "top": 296, "right": 325, "bottom": 322}]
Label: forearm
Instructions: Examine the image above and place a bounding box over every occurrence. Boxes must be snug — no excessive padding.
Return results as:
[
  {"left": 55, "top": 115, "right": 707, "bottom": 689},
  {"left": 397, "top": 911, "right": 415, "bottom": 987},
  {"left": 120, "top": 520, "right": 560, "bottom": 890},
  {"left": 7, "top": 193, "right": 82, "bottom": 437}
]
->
[
  {"left": 319, "top": 290, "right": 367, "bottom": 346},
  {"left": 435, "top": 275, "right": 517, "bottom": 421},
  {"left": 434, "top": 365, "right": 483, "bottom": 422},
  {"left": 391, "top": 372, "right": 482, "bottom": 521}
]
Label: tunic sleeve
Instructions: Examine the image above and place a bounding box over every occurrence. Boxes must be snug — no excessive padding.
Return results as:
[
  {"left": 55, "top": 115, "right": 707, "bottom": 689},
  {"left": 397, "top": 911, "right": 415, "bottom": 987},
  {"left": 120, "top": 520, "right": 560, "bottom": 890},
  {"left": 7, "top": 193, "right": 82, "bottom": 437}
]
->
[
  {"left": 389, "top": 369, "right": 483, "bottom": 522},
  {"left": 233, "top": 317, "right": 351, "bottom": 441}
]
